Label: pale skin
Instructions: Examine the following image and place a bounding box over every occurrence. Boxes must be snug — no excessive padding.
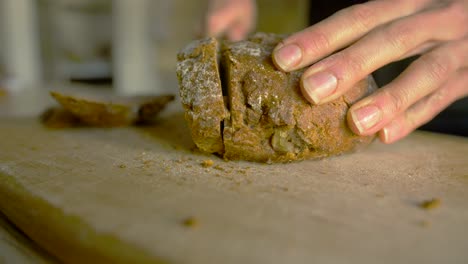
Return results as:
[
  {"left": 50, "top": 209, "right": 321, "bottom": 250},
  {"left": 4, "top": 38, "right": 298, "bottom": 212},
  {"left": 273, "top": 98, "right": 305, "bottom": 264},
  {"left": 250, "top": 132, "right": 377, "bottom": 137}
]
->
[{"left": 205, "top": 0, "right": 468, "bottom": 143}]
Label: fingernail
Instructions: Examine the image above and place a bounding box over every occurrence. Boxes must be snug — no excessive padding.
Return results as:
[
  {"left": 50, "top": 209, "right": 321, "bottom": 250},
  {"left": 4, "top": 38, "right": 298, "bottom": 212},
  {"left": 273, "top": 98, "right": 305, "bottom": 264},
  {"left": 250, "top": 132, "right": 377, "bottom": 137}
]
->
[
  {"left": 351, "top": 105, "right": 382, "bottom": 134},
  {"left": 302, "top": 72, "right": 337, "bottom": 104},
  {"left": 273, "top": 44, "right": 302, "bottom": 70}
]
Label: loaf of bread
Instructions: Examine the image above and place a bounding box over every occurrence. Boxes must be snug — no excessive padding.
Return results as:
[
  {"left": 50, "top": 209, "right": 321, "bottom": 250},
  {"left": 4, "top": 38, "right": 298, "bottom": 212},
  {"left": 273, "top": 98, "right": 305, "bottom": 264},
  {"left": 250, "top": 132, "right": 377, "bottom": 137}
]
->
[{"left": 177, "top": 33, "right": 376, "bottom": 163}]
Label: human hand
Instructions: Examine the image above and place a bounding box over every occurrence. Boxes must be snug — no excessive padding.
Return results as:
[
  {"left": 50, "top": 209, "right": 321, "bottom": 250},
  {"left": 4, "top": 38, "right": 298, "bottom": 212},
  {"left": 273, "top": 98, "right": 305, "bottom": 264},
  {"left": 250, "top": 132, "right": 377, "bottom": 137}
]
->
[
  {"left": 204, "top": 0, "right": 256, "bottom": 41},
  {"left": 272, "top": 0, "right": 468, "bottom": 143}
]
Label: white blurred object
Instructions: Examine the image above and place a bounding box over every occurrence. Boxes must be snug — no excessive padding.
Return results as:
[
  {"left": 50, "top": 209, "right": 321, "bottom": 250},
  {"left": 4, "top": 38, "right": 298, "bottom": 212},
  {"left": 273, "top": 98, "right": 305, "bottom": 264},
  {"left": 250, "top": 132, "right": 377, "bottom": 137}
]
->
[
  {"left": 42, "top": 0, "right": 113, "bottom": 81},
  {"left": 0, "top": 0, "right": 170, "bottom": 95},
  {"left": 112, "top": 0, "right": 160, "bottom": 95},
  {"left": 1, "top": 0, "right": 42, "bottom": 91}
]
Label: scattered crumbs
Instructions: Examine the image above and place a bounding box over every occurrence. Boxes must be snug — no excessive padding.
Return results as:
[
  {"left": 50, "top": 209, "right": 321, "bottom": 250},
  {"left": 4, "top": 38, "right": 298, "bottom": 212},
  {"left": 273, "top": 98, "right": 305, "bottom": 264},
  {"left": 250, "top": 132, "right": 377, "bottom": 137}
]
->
[
  {"left": 213, "top": 165, "right": 225, "bottom": 171},
  {"left": 186, "top": 165, "right": 193, "bottom": 169},
  {"left": 215, "top": 173, "right": 221, "bottom": 177},
  {"left": 182, "top": 217, "right": 199, "bottom": 228},
  {"left": 201, "top": 159, "right": 214, "bottom": 168},
  {"left": 174, "top": 159, "right": 183, "bottom": 164},
  {"left": 418, "top": 220, "right": 431, "bottom": 228},
  {"left": 142, "top": 160, "right": 153, "bottom": 168},
  {"left": 237, "top": 169, "right": 247, "bottom": 175},
  {"left": 118, "top": 164, "right": 127, "bottom": 169},
  {"left": 420, "top": 198, "right": 441, "bottom": 210}
]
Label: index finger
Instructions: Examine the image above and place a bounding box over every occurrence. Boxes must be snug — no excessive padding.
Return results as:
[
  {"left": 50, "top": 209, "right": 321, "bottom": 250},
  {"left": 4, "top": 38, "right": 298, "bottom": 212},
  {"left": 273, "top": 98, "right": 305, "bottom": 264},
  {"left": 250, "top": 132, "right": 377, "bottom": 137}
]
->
[{"left": 272, "top": 0, "right": 427, "bottom": 72}]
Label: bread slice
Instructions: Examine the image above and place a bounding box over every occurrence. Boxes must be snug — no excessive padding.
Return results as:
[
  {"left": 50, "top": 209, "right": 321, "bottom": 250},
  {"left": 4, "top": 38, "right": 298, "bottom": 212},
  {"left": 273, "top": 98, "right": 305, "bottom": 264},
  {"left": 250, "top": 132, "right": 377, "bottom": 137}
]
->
[
  {"left": 176, "top": 38, "right": 228, "bottom": 154},
  {"left": 177, "top": 33, "right": 377, "bottom": 162}
]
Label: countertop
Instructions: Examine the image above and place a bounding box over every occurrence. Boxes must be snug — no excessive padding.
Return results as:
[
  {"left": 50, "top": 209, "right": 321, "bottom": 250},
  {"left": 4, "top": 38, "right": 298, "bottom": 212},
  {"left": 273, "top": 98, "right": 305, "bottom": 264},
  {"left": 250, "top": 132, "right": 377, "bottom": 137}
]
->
[{"left": 0, "top": 86, "right": 467, "bottom": 263}]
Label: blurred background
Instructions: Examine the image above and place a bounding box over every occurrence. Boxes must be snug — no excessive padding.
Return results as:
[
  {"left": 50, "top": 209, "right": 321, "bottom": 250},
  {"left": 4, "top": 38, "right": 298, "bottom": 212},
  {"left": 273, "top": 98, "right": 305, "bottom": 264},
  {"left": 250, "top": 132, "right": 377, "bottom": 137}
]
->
[
  {"left": 1, "top": 0, "right": 464, "bottom": 135},
  {"left": 0, "top": 0, "right": 309, "bottom": 95}
]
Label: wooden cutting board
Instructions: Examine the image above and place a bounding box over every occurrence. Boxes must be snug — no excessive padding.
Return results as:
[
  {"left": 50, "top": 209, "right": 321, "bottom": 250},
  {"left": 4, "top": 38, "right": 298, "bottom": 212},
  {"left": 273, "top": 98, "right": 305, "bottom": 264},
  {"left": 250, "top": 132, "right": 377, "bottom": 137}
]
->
[{"left": 0, "top": 102, "right": 468, "bottom": 263}]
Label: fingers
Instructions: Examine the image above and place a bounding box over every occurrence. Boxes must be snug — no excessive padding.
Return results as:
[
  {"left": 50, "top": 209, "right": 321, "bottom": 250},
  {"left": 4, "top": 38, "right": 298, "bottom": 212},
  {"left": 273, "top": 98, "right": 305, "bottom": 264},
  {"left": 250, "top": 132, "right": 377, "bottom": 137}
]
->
[
  {"left": 205, "top": 0, "right": 256, "bottom": 40},
  {"left": 272, "top": 0, "right": 426, "bottom": 72},
  {"left": 299, "top": 2, "right": 468, "bottom": 105},
  {"left": 206, "top": 3, "right": 242, "bottom": 37},
  {"left": 380, "top": 68, "right": 468, "bottom": 143},
  {"left": 347, "top": 37, "right": 468, "bottom": 136},
  {"left": 227, "top": 22, "right": 250, "bottom": 42}
]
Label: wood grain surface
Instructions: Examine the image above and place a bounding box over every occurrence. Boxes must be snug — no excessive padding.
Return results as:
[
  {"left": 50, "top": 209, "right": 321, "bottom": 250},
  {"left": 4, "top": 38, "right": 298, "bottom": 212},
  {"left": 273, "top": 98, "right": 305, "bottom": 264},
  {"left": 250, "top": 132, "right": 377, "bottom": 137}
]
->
[{"left": 0, "top": 105, "right": 467, "bottom": 263}]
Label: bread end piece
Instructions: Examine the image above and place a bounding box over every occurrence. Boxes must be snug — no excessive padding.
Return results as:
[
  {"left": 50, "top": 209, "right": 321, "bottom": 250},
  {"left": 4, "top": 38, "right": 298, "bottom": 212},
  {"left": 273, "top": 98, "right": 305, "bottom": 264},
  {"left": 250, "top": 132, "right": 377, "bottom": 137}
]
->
[{"left": 176, "top": 37, "right": 228, "bottom": 154}]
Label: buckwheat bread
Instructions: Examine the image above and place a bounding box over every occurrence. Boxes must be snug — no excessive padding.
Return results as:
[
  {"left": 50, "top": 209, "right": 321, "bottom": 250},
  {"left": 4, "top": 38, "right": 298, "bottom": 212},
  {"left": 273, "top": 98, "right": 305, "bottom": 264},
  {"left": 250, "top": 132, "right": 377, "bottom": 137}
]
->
[{"left": 177, "top": 33, "right": 377, "bottom": 163}]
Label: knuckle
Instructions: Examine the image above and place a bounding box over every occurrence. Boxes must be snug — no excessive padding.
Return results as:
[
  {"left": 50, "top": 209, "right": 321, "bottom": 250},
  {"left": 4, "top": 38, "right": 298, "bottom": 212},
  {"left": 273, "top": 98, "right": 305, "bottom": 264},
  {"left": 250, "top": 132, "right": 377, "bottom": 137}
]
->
[
  {"left": 330, "top": 51, "right": 367, "bottom": 81},
  {"left": 438, "top": 0, "right": 468, "bottom": 37},
  {"left": 344, "top": 4, "right": 376, "bottom": 31},
  {"left": 420, "top": 53, "right": 451, "bottom": 82},
  {"left": 383, "top": 88, "right": 409, "bottom": 114},
  {"left": 383, "top": 22, "right": 417, "bottom": 52},
  {"left": 300, "top": 30, "right": 332, "bottom": 56},
  {"left": 449, "top": 1, "right": 468, "bottom": 36},
  {"left": 343, "top": 53, "right": 367, "bottom": 79}
]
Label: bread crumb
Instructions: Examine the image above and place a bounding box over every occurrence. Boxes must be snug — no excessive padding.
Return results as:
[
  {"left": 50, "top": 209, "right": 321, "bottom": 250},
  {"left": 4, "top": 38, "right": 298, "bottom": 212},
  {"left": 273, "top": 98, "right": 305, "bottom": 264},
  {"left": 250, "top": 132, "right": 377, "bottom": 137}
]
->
[
  {"left": 182, "top": 217, "right": 199, "bottom": 228},
  {"left": 142, "top": 160, "right": 153, "bottom": 168},
  {"left": 213, "top": 165, "right": 225, "bottom": 171},
  {"left": 118, "top": 164, "right": 127, "bottom": 169},
  {"left": 201, "top": 159, "right": 214, "bottom": 168},
  {"left": 420, "top": 198, "right": 441, "bottom": 210},
  {"left": 418, "top": 220, "right": 431, "bottom": 227}
]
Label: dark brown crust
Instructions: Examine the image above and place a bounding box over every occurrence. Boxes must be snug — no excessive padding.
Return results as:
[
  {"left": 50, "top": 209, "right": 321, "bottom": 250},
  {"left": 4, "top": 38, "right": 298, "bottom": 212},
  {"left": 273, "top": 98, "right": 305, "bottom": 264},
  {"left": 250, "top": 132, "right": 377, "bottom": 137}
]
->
[{"left": 177, "top": 33, "right": 377, "bottom": 163}]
